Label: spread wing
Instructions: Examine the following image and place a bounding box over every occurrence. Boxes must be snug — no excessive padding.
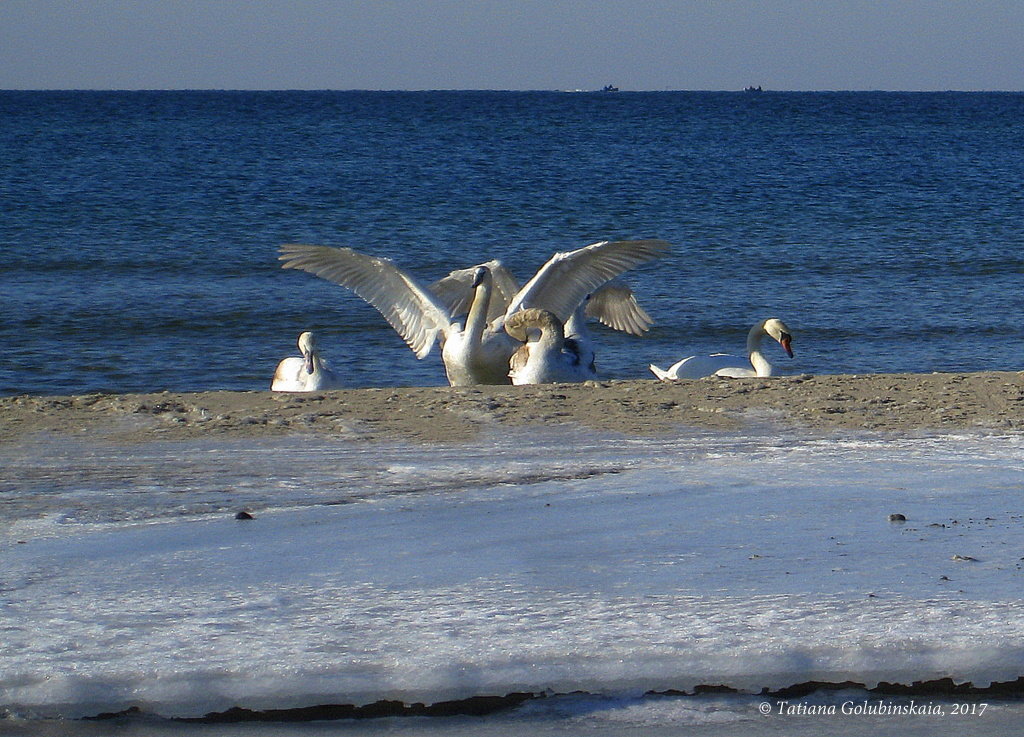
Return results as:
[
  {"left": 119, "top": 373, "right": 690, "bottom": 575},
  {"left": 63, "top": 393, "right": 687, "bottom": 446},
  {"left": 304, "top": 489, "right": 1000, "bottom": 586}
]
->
[
  {"left": 504, "top": 239, "right": 670, "bottom": 325},
  {"left": 428, "top": 260, "right": 519, "bottom": 323},
  {"left": 278, "top": 244, "right": 454, "bottom": 358},
  {"left": 586, "top": 279, "right": 655, "bottom": 336}
]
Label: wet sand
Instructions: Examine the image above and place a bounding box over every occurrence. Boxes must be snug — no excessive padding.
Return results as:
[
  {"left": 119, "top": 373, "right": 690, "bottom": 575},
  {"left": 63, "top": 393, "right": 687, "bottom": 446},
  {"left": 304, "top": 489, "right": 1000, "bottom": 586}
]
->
[{"left": 1, "top": 372, "right": 1022, "bottom": 445}]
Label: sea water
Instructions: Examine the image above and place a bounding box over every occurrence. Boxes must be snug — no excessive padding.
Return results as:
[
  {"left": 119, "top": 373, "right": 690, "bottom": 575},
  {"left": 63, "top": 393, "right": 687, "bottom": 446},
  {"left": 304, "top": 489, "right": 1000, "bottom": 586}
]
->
[
  {"left": 2, "top": 425, "right": 1024, "bottom": 735},
  {"left": 2, "top": 90, "right": 1023, "bottom": 395}
]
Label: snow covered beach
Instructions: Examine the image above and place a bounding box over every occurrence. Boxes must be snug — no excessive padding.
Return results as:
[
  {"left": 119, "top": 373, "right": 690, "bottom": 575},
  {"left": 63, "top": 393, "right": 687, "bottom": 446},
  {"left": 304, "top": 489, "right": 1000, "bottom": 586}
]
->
[{"left": 2, "top": 373, "right": 1024, "bottom": 734}]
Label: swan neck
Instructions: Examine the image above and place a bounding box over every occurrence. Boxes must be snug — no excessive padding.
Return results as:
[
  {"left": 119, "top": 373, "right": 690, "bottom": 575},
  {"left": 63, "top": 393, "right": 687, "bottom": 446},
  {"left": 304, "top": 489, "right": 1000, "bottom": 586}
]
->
[
  {"left": 564, "top": 304, "right": 587, "bottom": 338},
  {"left": 301, "top": 348, "right": 316, "bottom": 375},
  {"left": 748, "top": 350, "right": 773, "bottom": 377},
  {"left": 537, "top": 314, "right": 565, "bottom": 346},
  {"left": 747, "top": 323, "right": 772, "bottom": 377},
  {"left": 465, "top": 277, "right": 493, "bottom": 343}
]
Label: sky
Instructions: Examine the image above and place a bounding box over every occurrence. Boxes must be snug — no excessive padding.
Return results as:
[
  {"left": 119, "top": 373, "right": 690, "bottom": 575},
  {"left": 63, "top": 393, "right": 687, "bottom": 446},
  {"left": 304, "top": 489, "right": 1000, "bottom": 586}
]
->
[{"left": 1, "top": 0, "right": 1022, "bottom": 91}]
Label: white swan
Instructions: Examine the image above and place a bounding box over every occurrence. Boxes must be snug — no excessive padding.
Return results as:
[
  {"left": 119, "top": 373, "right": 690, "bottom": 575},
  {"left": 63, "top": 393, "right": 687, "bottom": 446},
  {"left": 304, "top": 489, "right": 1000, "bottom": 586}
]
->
[
  {"left": 506, "top": 308, "right": 597, "bottom": 385},
  {"left": 278, "top": 239, "right": 669, "bottom": 386},
  {"left": 650, "top": 318, "right": 794, "bottom": 380},
  {"left": 271, "top": 331, "right": 344, "bottom": 391}
]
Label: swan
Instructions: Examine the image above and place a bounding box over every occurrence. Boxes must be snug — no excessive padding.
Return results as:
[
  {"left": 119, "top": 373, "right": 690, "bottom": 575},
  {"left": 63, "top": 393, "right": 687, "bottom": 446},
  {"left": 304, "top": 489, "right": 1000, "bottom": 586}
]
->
[
  {"left": 271, "top": 331, "right": 344, "bottom": 391},
  {"left": 506, "top": 308, "right": 597, "bottom": 385},
  {"left": 278, "top": 239, "right": 669, "bottom": 386},
  {"left": 650, "top": 318, "right": 794, "bottom": 380}
]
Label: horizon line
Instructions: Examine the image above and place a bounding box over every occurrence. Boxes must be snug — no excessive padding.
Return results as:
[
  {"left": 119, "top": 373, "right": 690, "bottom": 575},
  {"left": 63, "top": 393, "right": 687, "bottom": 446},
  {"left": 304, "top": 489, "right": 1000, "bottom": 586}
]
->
[{"left": 2, "top": 87, "right": 1023, "bottom": 94}]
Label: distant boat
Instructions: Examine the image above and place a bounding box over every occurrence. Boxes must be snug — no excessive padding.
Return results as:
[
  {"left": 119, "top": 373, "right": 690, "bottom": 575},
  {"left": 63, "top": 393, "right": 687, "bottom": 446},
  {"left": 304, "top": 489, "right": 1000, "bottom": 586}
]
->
[
  {"left": 560, "top": 85, "right": 619, "bottom": 93},
  {"left": 744, "top": 85, "right": 764, "bottom": 93}
]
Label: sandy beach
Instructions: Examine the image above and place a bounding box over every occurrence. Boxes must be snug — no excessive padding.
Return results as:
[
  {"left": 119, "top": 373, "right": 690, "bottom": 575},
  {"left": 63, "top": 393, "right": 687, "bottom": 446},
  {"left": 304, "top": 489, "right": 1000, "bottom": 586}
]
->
[{"left": 2, "top": 371, "right": 1022, "bottom": 445}]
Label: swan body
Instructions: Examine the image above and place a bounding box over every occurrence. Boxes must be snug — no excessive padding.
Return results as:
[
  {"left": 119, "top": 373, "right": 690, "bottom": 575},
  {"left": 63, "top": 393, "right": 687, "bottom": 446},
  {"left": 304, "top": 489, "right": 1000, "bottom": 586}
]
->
[
  {"left": 506, "top": 308, "right": 597, "bottom": 385},
  {"left": 439, "top": 265, "right": 516, "bottom": 385},
  {"left": 650, "top": 318, "right": 794, "bottom": 380},
  {"left": 279, "top": 239, "right": 669, "bottom": 386},
  {"left": 271, "top": 331, "right": 343, "bottom": 391}
]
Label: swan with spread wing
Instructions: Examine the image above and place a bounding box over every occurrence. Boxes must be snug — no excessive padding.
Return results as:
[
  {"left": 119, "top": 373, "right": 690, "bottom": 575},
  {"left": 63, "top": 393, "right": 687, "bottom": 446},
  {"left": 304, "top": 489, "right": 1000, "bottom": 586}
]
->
[{"left": 428, "top": 264, "right": 655, "bottom": 383}]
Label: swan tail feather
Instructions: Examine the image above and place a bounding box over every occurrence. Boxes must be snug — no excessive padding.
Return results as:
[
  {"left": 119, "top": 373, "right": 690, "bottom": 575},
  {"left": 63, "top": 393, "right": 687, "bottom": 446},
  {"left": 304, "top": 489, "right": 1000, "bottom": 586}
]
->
[{"left": 649, "top": 364, "right": 672, "bottom": 381}]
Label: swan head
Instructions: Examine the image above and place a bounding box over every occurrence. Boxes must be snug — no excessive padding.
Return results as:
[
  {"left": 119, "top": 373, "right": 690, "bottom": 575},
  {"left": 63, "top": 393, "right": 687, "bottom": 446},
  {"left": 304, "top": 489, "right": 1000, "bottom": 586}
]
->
[
  {"left": 471, "top": 265, "right": 491, "bottom": 288},
  {"left": 297, "top": 331, "right": 318, "bottom": 373},
  {"left": 762, "top": 318, "right": 794, "bottom": 357},
  {"left": 505, "top": 308, "right": 560, "bottom": 343}
]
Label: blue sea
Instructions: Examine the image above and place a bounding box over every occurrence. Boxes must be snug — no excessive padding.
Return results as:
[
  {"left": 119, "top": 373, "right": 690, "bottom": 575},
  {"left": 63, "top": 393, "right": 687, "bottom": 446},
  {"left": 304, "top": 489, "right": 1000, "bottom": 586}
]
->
[{"left": 2, "top": 90, "right": 1022, "bottom": 395}]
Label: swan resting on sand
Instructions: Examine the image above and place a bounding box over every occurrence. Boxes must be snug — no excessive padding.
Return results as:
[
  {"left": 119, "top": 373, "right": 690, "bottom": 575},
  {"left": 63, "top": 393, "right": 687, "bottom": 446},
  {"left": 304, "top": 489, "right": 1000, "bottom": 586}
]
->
[
  {"left": 279, "top": 239, "right": 669, "bottom": 386},
  {"left": 650, "top": 318, "right": 794, "bottom": 380},
  {"left": 506, "top": 308, "right": 598, "bottom": 385},
  {"left": 271, "top": 331, "right": 343, "bottom": 391}
]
